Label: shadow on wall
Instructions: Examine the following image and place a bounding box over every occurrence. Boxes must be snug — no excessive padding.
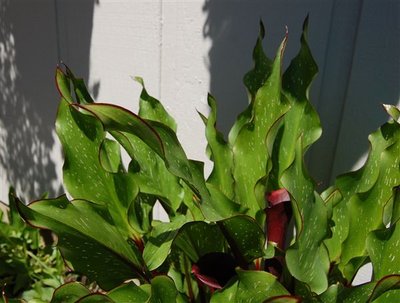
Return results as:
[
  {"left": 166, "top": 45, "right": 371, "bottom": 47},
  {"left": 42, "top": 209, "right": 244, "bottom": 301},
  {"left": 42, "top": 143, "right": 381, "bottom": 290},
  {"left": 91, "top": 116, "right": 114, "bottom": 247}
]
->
[
  {"left": 202, "top": 0, "right": 332, "bottom": 136},
  {"left": 203, "top": 0, "right": 400, "bottom": 187},
  {"left": 0, "top": 0, "right": 97, "bottom": 202}
]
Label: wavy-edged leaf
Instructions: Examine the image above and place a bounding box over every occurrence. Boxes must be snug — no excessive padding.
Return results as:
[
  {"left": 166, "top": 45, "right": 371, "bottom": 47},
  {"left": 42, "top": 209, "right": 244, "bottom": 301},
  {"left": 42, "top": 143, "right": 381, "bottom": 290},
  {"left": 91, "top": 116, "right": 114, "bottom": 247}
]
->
[
  {"left": 55, "top": 67, "right": 73, "bottom": 103},
  {"left": 326, "top": 120, "right": 400, "bottom": 280},
  {"left": 79, "top": 103, "right": 240, "bottom": 221},
  {"left": 187, "top": 160, "right": 240, "bottom": 221},
  {"left": 367, "top": 222, "right": 400, "bottom": 280},
  {"left": 136, "top": 77, "right": 177, "bottom": 132},
  {"left": 107, "top": 282, "right": 150, "bottom": 302},
  {"left": 283, "top": 139, "right": 330, "bottom": 294},
  {"left": 63, "top": 65, "right": 94, "bottom": 105},
  {"left": 269, "top": 16, "right": 321, "bottom": 190},
  {"left": 201, "top": 94, "right": 234, "bottom": 199},
  {"left": 243, "top": 21, "right": 272, "bottom": 103},
  {"left": 99, "top": 138, "right": 123, "bottom": 173},
  {"left": 56, "top": 99, "right": 137, "bottom": 234},
  {"left": 263, "top": 296, "right": 301, "bottom": 303},
  {"left": 231, "top": 33, "right": 290, "bottom": 217},
  {"left": 78, "top": 103, "right": 192, "bottom": 180},
  {"left": 173, "top": 221, "right": 225, "bottom": 262},
  {"left": 211, "top": 270, "right": 289, "bottom": 303},
  {"left": 337, "top": 274, "right": 400, "bottom": 303},
  {"left": 111, "top": 130, "right": 184, "bottom": 214},
  {"left": 148, "top": 276, "right": 179, "bottom": 303},
  {"left": 229, "top": 22, "right": 271, "bottom": 146},
  {"left": 143, "top": 215, "right": 187, "bottom": 271},
  {"left": 383, "top": 104, "right": 400, "bottom": 123},
  {"left": 77, "top": 103, "right": 164, "bottom": 159},
  {"left": 50, "top": 282, "right": 90, "bottom": 303},
  {"left": 17, "top": 196, "right": 149, "bottom": 290},
  {"left": 127, "top": 193, "right": 156, "bottom": 234},
  {"left": 77, "top": 294, "right": 114, "bottom": 303},
  {"left": 218, "top": 215, "right": 265, "bottom": 266}
]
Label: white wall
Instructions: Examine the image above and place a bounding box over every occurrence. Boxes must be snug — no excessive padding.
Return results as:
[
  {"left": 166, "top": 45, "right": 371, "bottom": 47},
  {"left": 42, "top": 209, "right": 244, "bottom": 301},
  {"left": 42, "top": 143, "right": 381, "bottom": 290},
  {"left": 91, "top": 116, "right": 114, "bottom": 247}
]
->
[
  {"left": 1, "top": 0, "right": 399, "bottom": 204},
  {"left": 1, "top": 0, "right": 398, "bottom": 286}
]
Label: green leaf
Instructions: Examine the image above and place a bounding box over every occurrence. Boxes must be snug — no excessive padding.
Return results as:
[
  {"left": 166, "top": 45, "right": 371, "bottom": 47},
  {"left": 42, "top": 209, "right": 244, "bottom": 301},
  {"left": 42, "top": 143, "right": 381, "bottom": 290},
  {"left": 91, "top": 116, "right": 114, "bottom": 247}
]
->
[
  {"left": 127, "top": 193, "right": 156, "bottom": 234},
  {"left": 212, "top": 270, "right": 289, "bottom": 303},
  {"left": 270, "top": 16, "right": 321, "bottom": 189},
  {"left": 50, "top": 282, "right": 90, "bottom": 303},
  {"left": 367, "top": 222, "right": 400, "bottom": 280},
  {"left": 100, "top": 102, "right": 164, "bottom": 145},
  {"left": 186, "top": 160, "right": 240, "bottom": 221},
  {"left": 64, "top": 65, "right": 94, "bottom": 104},
  {"left": 7, "top": 187, "right": 25, "bottom": 229},
  {"left": 78, "top": 294, "right": 114, "bottom": 303},
  {"left": 107, "top": 282, "right": 150, "bottom": 302},
  {"left": 263, "top": 296, "right": 301, "bottom": 303},
  {"left": 337, "top": 274, "right": 400, "bottom": 303},
  {"left": 148, "top": 276, "right": 179, "bottom": 303},
  {"left": 56, "top": 99, "right": 138, "bottom": 234},
  {"left": 143, "top": 215, "right": 187, "bottom": 271},
  {"left": 326, "top": 120, "right": 400, "bottom": 280},
  {"left": 136, "top": 77, "right": 177, "bottom": 132},
  {"left": 283, "top": 139, "right": 330, "bottom": 294},
  {"left": 78, "top": 103, "right": 191, "bottom": 180},
  {"left": 229, "top": 22, "right": 271, "bottom": 146},
  {"left": 112, "top": 131, "right": 184, "bottom": 213},
  {"left": 218, "top": 215, "right": 265, "bottom": 265},
  {"left": 173, "top": 221, "right": 225, "bottom": 262},
  {"left": 383, "top": 104, "right": 400, "bottom": 124},
  {"left": 231, "top": 33, "right": 290, "bottom": 217},
  {"left": 201, "top": 94, "right": 234, "bottom": 199},
  {"left": 79, "top": 102, "right": 240, "bottom": 221},
  {"left": 243, "top": 20, "right": 272, "bottom": 102},
  {"left": 17, "top": 196, "right": 149, "bottom": 290},
  {"left": 55, "top": 67, "right": 73, "bottom": 103},
  {"left": 99, "top": 138, "right": 123, "bottom": 173}
]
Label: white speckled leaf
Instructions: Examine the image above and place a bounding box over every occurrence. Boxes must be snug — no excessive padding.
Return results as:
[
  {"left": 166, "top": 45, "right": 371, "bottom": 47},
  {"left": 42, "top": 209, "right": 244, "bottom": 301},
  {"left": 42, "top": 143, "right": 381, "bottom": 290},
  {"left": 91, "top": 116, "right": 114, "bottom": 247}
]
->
[
  {"left": 136, "top": 77, "right": 177, "bottom": 132},
  {"left": 173, "top": 221, "right": 225, "bottom": 262},
  {"left": 56, "top": 100, "right": 138, "bottom": 234},
  {"left": 283, "top": 139, "right": 330, "bottom": 294},
  {"left": 367, "top": 222, "right": 400, "bottom": 280},
  {"left": 200, "top": 94, "right": 234, "bottom": 199},
  {"left": 231, "top": 33, "right": 290, "bottom": 217},
  {"left": 143, "top": 215, "right": 187, "bottom": 271},
  {"left": 324, "top": 119, "right": 400, "bottom": 280},
  {"left": 18, "top": 197, "right": 148, "bottom": 291},
  {"left": 50, "top": 282, "right": 90, "bottom": 303},
  {"left": 211, "top": 270, "right": 289, "bottom": 303},
  {"left": 218, "top": 215, "right": 265, "bottom": 264}
]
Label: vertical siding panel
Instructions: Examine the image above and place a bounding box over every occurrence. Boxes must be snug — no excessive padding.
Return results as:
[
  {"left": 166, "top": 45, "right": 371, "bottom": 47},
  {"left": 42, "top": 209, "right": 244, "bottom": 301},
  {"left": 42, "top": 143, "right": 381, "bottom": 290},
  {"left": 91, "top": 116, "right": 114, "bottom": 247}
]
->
[
  {"left": 330, "top": 0, "right": 400, "bottom": 180},
  {"left": 0, "top": 0, "right": 60, "bottom": 202},
  {"left": 307, "top": 0, "right": 364, "bottom": 187},
  {"left": 160, "top": 1, "right": 211, "bottom": 163},
  {"left": 86, "top": 0, "right": 161, "bottom": 112},
  {"left": 54, "top": 0, "right": 95, "bottom": 81}
]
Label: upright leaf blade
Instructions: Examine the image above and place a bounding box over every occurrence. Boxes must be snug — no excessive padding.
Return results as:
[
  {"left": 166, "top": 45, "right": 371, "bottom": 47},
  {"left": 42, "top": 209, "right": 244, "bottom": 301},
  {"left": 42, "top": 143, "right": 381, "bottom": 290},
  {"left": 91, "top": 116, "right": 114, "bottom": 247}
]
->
[
  {"left": 136, "top": 77, "right": 177, "bottom": 132},
  {"left": 201, "top": 94, "right": 234, "bottom": 199},
  {"left": 18, "top": 197, "right": 148, "bottom": 290},
  {"left": 325, "top": 120, "right": 400, "bottom": 280},
  {"left": 56, "top": 100, "right": 137, "bottom": 235},
  {"left": 231, "top": 34, "right": 290, "bottom": 217},
  {"left": 367, "top": 222, "right": 400, "bottom": 280}
]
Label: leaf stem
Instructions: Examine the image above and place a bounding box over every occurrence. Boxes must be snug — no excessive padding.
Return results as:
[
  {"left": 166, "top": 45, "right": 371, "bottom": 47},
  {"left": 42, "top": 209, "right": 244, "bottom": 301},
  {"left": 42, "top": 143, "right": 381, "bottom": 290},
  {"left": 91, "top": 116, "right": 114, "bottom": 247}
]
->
[{"left": 183, "top": 254, "right": 195, "bottom": 302}]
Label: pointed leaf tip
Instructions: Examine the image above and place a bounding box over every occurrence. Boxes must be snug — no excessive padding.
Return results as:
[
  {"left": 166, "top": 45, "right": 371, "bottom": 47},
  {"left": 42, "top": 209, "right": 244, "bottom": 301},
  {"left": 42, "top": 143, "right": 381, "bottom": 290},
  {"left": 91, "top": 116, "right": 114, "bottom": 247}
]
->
[
  {"left": 133, "top": 76, "right": 145, "bottom": 87},
  {"left": 259, "top": 19, "right": 266, "bottom": 39},
  {"left": 383, "top": 104, "right": 400, "bottom": 123}
]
